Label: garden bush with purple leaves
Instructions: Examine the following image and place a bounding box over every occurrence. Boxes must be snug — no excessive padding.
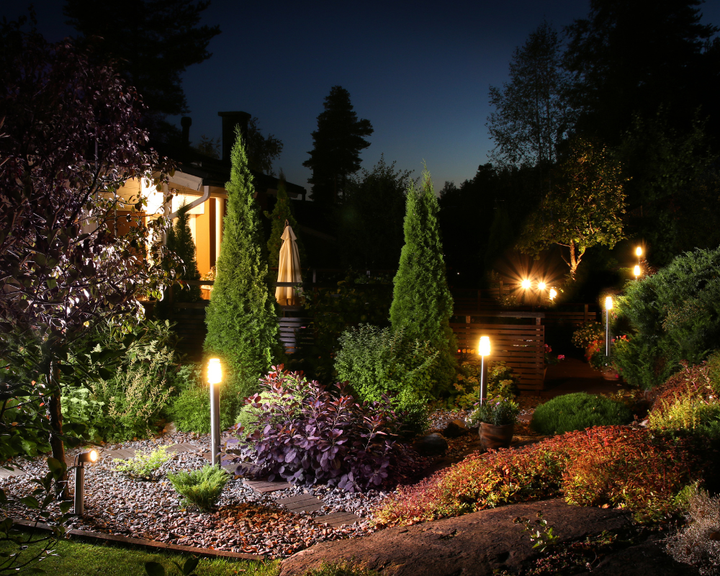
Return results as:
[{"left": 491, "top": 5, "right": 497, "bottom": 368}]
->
[{"left": 233, "top": 368, "right": 410, "bottom": 491}]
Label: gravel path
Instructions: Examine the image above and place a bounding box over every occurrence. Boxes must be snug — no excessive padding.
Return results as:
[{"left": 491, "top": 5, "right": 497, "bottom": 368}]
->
[{"left": 1, "top": 408, "right": 540, "bottom": 559}]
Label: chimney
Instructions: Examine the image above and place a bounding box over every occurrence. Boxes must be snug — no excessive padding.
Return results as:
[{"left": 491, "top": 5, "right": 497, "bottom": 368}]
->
[
  {"left": 181, "top": 116, "right": 192, "bottom": 148},
  {"left": 218, "top": 111, "right": 251, "bottom": 163}
]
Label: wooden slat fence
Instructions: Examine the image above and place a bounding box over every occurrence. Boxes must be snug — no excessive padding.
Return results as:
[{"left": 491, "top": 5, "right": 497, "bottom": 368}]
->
[{"left": 451, "top": 320, "right": 546, "bottom": 391}]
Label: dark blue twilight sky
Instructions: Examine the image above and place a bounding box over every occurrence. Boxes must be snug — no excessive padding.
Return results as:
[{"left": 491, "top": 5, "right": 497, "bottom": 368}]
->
[{"left": 4, "top": 1, "right": 720, "bottom": 194}]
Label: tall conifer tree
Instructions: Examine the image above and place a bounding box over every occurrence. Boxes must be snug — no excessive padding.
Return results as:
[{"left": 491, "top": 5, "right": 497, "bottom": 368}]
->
[
  {"left": 390, "top": 169, "right": 456, "bottom": 393},
  {"left": 166, "top": 205, "right": 201, "bottom": 302},
  {"left": 204, "top": 128, "right": 281, "bottom": 396}
]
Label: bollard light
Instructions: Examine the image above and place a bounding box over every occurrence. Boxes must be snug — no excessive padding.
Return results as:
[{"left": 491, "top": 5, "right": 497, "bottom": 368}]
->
[
  {"left": 633, "top": 265, "right": 641, "bottom": 279},
  {"left": 74, "top": 449, "right": 98, "bottom": 516},
  {"left": 207, "top": 358, "right": 222, "bottom": 467},
  {"left": 636, "top": 246, "right": 643, "bottom": 258},
  {"left": 478, "top": 336, "right": 491, "bottom": 405},
  {"left": 549, "top": 288, "right": 557, "bottom": 301},
  {"left": 605, "top": 296, "right": 613, "bottom": 357}
]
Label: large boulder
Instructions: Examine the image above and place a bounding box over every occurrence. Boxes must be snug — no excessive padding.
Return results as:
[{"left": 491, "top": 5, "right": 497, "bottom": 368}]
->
[{"left": 280, "top": 499, "right": 699, "bottom": 576}]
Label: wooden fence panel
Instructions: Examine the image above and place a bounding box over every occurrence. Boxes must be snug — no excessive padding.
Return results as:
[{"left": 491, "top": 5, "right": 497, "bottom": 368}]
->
[{"left": 451, "top": 322, "right": 545, "bottom": 391}]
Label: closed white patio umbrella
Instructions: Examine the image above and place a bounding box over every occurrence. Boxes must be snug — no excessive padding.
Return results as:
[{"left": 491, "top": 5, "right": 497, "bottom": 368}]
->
[{"left": 275, "top": 221, "right": 301, "bottom": 306}]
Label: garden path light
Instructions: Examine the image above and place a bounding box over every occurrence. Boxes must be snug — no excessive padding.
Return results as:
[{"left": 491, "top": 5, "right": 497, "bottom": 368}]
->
[
  {"left": 74, "top": 449, "right": 98, "bottom": 516},
  {"left": 207, "top": 358, "right": 222, "bottom": 467},
  {"left": 478, "top": 336, "right": 491, "bottom": 405}
]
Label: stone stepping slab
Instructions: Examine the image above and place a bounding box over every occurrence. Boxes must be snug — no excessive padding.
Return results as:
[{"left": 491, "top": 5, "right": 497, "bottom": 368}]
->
[
  {"left": 276, "top": 493, "right": 325, "bottom": 513},
  {"left": 166, "top": 442, "right": 202, "bottom": 455},
  {"left": 244, "top": 479, "right": 292, "bottom": 493},
  {"left": 0, "top": 465, "right": 26, "bottom": 479},
  {"left": 315, "top": 511, "right": 361, "bottom": 527},
  {"left": 103, "top": 448, "right": 137, "bottom": 461}
]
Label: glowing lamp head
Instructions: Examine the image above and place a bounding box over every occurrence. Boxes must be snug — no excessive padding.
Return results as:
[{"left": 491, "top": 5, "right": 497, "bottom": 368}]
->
[
  {"left": 538, "top": 281, "right": 546, "bottom": 291},
  {"left": 521, "top": 278, "right": 531, "bottom": 290},
  {"left": 549, "top": 288, "right": 557, "bottom": 301},
  {"left": 633, "top": 265, "right": 641, "bottom": 278},
  {"left": 77, "top": 450, "right": 98, "bottom": 464},
  {"left": 207, "top": 358, "right": 222, "bottom": 385},
  {"left": 478, "top": 336, "right": 491, "bottom": 357},
  {"left": 605, "top": 296, "right": 613, "bottom": 311},
  {"left": 636, "top": 246, "right": 643, "bottom": 257}
]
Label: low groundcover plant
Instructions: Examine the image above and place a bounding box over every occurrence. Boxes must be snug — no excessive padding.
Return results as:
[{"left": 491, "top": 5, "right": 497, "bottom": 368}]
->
[
  {"left": 113, "top": 446, "right": 172, "bottom": 481},
  {"left": 372, "top": 426, "right": 698, "bottom": 527}
]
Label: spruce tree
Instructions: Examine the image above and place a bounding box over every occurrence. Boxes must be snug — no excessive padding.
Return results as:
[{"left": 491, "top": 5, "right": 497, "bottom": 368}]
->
[
  {"left": 390, "top": 169, "right": 456, "bottom": 393},
  {"left": 166, "top": 204, "right": 201, "bottom": 302},
  {"left": 204, "top": 128, "right": 281, "bottom": 397}
]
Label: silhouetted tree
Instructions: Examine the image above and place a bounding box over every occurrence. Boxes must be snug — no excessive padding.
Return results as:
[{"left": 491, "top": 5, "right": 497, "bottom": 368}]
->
[
  {"left": 338, "top": 155, "right": 410, "bottom": 269},
  {"left": 64, "top": 0, "right": 220, "bottom": 138},
  {"left": 488, "top": 20, "right": 572, "bottom": 168},
  {"left": 246, "top": 116, "right": 283, "bottom": 175},
  {"left": 304, "top": 86, "right": 373, "bottom": 207},
  {"left": 564, "top": 0, "right": 719, "bottom": 144},
  {"left": 204, "top": 128, "right": 281, "bottom": 398},
  {"left": 165, "top": 205, "right": 202, "bottom": 302}
]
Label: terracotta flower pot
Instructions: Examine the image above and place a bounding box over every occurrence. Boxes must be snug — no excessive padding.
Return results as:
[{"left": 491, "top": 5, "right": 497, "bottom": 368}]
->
[{"left": 480, "top": 422, "right": 514, "bottom": 450}]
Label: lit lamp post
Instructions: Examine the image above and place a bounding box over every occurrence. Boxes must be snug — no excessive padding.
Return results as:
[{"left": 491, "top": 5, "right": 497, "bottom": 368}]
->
[
  {"left": 605, "top": 296, "right": 613, "bottom": 357},
  {"left": 478, "top": 336, "right": 491, "bottom": 405},
  {"left": 74, "top": 449, "right": 98, "bottom": 516},
  {"left": 633, "top": 264, "right": 641, "bottom": 280},
  {"left": 207, "top": 358, "right": 222, "bottom": 467},
  {"left": 636, "top": 246, "right": 643, "bottom": 262}
]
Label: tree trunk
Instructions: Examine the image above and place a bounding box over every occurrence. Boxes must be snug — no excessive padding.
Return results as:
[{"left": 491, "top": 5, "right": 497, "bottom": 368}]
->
[{"left": 47, "top": 364, "right": 68, "bottom": 501}]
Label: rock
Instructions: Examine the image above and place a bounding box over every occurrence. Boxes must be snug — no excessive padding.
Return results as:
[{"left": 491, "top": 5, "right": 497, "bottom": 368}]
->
[
  {"left": 280, "top": 499, "right": 699, "bottom": 576},
  {"left": 442, "top": 419, "right": 469, "bottom": 438},
  {"left": 412, "top": 433, "right": 448, "bottom": 456}
]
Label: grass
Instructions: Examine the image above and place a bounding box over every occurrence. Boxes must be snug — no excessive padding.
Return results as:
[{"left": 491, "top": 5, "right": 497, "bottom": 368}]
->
[{"left": 0, "top": 530, "right": 280, "bottom": 576}]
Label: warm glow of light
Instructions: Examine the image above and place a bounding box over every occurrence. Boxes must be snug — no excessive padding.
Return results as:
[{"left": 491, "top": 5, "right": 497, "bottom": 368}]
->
[
  {"left": 478, "top": 336, "right": 491, "bottom": 357},
  {"left": 636, "top": 246, "right": 643, "bottom": 258},
  {"left": 538, "top": 281, "right": 546, "bottom": 291},
  {"left": 633, "top": 265, "right": 641, "bottom": 278},
  {"left": 207, "top": 358, "right": 222, "bottom": 385},
  {"left": 549, "top": 288, "right": 557, "bottom": 301},
  {"left": 89, "top": 450, "right": 98, "bottom": 463},
  {"left": 521, "top": 278, "right": 531, "bottom": 290},
  {"left": 605, "top": 296, "right": 613, "bottom": 310}
]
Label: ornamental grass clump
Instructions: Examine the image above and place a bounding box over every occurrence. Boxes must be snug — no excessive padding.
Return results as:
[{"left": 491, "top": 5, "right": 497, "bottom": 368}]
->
[
  {"left": 372, "top": 426, "right": 697, "bottom": 527},
  {"left": 234, "top": 367, "right": 409, "bottom": 491},
  {"left": 167, "top": 465, "right": 230, "bottom": 511},
  {"left": 530, "top": 392, "right": 633, "bottom": 435}
]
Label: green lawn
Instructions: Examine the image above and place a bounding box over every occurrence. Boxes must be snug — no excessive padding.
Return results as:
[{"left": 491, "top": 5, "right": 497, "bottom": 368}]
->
[{"left": 0, "top": 531, "right": 280, "bottom": 576}]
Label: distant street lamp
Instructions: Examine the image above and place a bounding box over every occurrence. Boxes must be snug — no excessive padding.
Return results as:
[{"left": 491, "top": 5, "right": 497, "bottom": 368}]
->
[
  {"left": 207, "top": 358, "right": 223, "bottom": 467},
  {"left": 74, "top": 449, "right": 98, "bottom": 516},
  {"left": 478, "top": 336, "right": 491, "bottom": 405},
  {"left": 605, "top": 296, "right": 613, "bottom": 357}
]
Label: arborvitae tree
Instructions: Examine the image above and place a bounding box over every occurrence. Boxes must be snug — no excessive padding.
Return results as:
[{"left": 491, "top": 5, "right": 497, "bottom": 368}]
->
[
  {"left": 166, "top": 204, "right": 201, "bottom": 302},
  {"left": 390, "top": 169, "right": 456, "bottom": 394},
  {"left": 264, "top": 176, "right": 304, "bottom": 272},
  {"left": 204, "top": 127, "right": 281, "bottom": 397}
]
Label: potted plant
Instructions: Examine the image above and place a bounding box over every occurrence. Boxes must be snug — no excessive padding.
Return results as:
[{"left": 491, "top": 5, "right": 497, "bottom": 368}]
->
[{"left": 468, "top": 396, "right": 520, "bottom": 450}]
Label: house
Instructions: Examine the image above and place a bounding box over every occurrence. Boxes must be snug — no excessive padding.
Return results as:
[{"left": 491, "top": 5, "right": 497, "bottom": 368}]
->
[{"left": 114, "top": 111, "right": 306, "bottom": 278}]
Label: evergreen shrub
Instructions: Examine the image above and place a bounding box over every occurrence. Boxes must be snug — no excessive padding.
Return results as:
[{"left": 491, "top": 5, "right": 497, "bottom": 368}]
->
[
  {"left": 167, "top": 465, "right": 230, "bottom": 510},
  {"left": 452, "top": 361, "right": 520, "bottom": 409},
  {"left": 530, "top": 392, "right": 633, "bottom": 435},
  {"left": 613, "top": 246, "right": 720, "bottom": 389},
  {"left": 334, "top": 324, "right": 435, "bottom": 434}
]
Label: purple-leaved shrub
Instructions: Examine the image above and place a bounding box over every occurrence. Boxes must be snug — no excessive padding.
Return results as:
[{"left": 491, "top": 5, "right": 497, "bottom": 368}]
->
[{"left": 233, "top": 368, "right": 410, "bottom": 491}]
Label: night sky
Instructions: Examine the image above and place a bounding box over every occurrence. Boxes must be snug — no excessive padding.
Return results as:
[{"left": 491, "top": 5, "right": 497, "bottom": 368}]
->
[{"left": 4, "top": 1, "right": 720, "bottom": 193}]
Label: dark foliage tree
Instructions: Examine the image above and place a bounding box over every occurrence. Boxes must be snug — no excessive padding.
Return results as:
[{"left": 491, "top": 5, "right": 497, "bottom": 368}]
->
[
  {"left": 165, "top": 205, "right": 202, "bottom": 302},
  {"left": 0, "top": 28, "right": 174, "bottom": 495},
  {"left": 390, "top": 169, "right": 456, "bottom": 394},
  {"left": 488, "top": 20, "right": 573, "bottom": 168},
  {"left": 517, "top": 138, "right": 627, "bottom": 280},
  {"left": 246, "top": 116, "right": 283, "bottom": 175},
  {"left": 204, "top": 128, "right": 281, "bottom": 398},
  {"left": 338, "top": 155, "right": 411, "bottom": 270},
  {"left": 564, "top": 0, "right": 720, "bottom": 144},
  {"left": 64, "top": 0, "right": 220, "bottom": 137},
  {"left": 303, "top": 86, "right": 373, "bottom": 207}
]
